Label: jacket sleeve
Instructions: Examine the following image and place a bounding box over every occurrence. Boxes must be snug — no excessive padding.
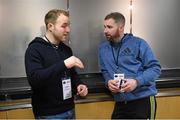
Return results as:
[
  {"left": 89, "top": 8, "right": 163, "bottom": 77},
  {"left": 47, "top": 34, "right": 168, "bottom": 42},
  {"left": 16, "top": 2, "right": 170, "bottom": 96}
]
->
[
  {"left": 99, "top": 46, "right": 112, "bottom": 86},
  {"left": 68, "top": 48, "right": 85, "bottom": 94},
  {"left": 135, "top": 40, "right": 161, "bottom": 86},
  {"left": 70, "top": 67, "right": 85, "bottom": 93},
  {"left": 25, "top": 46, "right": 67, "bottom": 89}
]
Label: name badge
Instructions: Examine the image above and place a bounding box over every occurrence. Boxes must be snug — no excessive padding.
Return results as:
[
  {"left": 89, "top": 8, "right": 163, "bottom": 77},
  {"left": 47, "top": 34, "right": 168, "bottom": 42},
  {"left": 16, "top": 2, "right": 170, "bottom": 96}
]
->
[
  {"left": 62, "top": 78, "right": 72, "bottom": 100},
  {"left": 114, "top": 73, "right": 124, "bottom": 88}
]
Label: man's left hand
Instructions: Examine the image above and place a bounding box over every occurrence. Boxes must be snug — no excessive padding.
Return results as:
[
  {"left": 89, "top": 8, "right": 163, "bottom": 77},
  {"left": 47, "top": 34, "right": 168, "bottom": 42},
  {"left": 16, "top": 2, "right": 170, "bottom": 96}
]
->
[
  {"left": 121, "top": 79, "right": 138, "bottom": 92},
  {"left": 77, "top": 84, "right": 88, "bottom": 96}
]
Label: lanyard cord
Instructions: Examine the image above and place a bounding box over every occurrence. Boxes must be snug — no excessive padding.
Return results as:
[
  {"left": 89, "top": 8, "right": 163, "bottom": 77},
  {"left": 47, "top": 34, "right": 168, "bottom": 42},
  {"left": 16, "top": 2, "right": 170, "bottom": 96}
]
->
[
  {"left": 44, "top": 35, "right": 61, "bottom": 61},
  {"left": 44, "top": 35, "right": 59, "bottom": 49},
  {"left": 111, "top": 34, "right": 126, "bottom": 67},
  {"left": 44, "top": 35, "right": 69, "bottom": 78},
  {"left": 111, "top": 43, "right": 121, "bottom": 67}
]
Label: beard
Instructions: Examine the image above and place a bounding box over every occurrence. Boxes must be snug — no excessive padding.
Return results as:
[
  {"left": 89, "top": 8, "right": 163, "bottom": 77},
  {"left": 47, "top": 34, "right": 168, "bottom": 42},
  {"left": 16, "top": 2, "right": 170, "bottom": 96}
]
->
[
  {"left": 105, "top": 34, "right": 113, "bottom": 41},
  {"left": 105, "top": 30, "right": 120, "bottom": 42}
]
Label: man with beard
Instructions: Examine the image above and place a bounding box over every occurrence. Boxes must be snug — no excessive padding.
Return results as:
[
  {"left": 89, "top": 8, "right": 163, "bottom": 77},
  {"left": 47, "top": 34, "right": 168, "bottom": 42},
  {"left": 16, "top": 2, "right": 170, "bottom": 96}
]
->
[
  {"left": 25, "top": 9, "right": 88, "bottom": 119},
  {"left": 99, "top": 12, "right": 161, "bottom": 119}
]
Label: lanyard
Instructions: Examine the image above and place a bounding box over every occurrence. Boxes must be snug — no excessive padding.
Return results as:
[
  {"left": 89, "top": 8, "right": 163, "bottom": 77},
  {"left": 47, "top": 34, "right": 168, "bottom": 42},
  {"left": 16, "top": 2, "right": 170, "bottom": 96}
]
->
[
  {"left": 111, "top": 43, "right": 121, "bottom": 67},
  {"left": 111, "top": 35, "right": 126, "bottom": 67},
  {"left": 44, "top": 36, "right": 59, "bottom": 49},
  {"left": 44, "top": 35, "right": 69, "bottom": 78}
]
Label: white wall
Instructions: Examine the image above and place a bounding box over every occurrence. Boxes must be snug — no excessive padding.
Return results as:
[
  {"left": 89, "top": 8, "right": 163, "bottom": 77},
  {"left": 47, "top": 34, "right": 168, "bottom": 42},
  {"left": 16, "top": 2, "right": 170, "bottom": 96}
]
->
[
  {"left": 133, "top": 0, "right": 180, "bottom": 69},
  {"left": 0, "top": 0, "right": 67, "bottom": 77},
  {"left": 0, "top": 0, "right": 179, "bottom": 76}
]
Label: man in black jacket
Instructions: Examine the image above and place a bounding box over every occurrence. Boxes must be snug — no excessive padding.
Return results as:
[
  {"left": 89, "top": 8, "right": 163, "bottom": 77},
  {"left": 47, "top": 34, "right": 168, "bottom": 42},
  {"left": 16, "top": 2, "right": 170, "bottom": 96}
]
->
[{"left": 25, "top": 9, "right": 88, "bottom": 119}]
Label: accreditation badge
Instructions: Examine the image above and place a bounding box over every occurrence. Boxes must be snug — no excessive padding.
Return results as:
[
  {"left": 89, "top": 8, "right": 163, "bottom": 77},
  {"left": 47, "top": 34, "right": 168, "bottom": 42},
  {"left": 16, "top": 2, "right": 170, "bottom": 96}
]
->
[
  {"left": 114, "top": 73, "right": 124, "bottom": 88},
  {"left": 62, "top": 78, "right": 72, "bottom": 100}
]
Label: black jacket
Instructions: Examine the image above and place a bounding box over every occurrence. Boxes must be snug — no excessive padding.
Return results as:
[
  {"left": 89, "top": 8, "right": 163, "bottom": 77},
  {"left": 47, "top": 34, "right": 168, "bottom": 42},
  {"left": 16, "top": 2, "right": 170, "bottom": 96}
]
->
[{"left": 25, "top": 37, "right": 83, "bottom": 116}]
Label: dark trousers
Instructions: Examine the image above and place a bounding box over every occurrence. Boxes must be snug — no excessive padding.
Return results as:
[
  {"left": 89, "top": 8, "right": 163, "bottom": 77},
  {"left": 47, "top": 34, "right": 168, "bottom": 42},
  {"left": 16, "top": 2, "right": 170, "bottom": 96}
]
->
[{"left": 112, "top": 96, "right": 156, "bottom": 119}]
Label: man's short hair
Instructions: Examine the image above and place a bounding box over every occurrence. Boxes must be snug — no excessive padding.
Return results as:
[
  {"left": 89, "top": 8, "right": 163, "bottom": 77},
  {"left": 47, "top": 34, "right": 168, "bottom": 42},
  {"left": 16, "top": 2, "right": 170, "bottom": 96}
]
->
[
  {"left": 44, "top": 9, "right": 69, "bottom": 29},
  {"left": 104, "top": 12, "right": 125, "bottom": 26}
]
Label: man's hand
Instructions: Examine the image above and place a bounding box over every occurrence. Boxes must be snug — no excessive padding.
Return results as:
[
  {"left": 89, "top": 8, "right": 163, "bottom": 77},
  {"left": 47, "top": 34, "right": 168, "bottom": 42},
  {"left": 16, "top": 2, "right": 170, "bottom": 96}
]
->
[
  {"left": 108, "top": 79, "right": 120, "bottom": 93},
  {"left": 77, "top": 84, "right": 88, "bottom": 97},
  {"left": 121, "top": 79, "right": 138, "bottom": 92},
  {"left": 64, "top": 56, "right": 84, "bottom": 69}
]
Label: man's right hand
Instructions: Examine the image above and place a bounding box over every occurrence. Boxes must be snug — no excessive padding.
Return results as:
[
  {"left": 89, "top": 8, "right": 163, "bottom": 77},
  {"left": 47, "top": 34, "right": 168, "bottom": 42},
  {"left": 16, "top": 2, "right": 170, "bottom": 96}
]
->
[
  {"left": 64, "top": 56, "right": 84, "bottom": 69},
  {"left": 108, "top": 79, "right": 120, "bottom": 93}
]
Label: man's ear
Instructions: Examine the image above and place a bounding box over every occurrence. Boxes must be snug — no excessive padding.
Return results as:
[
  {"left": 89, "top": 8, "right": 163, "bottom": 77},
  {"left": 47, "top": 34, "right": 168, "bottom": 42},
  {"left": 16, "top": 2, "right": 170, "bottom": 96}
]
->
[
  {"left": 47, "top": 23, "right": 54, "bottom": 32},
  {"left": 119, "top": 25, "right": 124, "bottom": 32}
]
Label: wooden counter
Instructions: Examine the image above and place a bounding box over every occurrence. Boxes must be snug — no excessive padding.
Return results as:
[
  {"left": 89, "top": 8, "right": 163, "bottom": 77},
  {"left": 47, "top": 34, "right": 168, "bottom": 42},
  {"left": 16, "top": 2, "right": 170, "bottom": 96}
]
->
[
  {"left": 1, "top": 88, "right": 180, "bottom": 119},
  {"left": 1, "top": 70, "right": 180, "bottom": 119}
]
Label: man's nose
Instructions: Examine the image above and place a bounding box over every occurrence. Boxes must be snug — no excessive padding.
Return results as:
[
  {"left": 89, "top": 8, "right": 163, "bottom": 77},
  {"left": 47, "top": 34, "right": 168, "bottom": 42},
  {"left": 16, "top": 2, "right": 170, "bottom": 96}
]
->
[
  {"left": 66, "top": 26, "right": 70, "bottom": 32},
  {"left": 104, "top": 28, "right": 107, "bottom": 33}
]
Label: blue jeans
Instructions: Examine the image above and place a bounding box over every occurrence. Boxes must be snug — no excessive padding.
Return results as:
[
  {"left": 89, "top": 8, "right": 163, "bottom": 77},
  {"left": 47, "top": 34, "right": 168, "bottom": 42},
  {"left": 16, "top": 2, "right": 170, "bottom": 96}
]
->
[{"left": 36, "top": 109, "right": 75, "bottom": 120}]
